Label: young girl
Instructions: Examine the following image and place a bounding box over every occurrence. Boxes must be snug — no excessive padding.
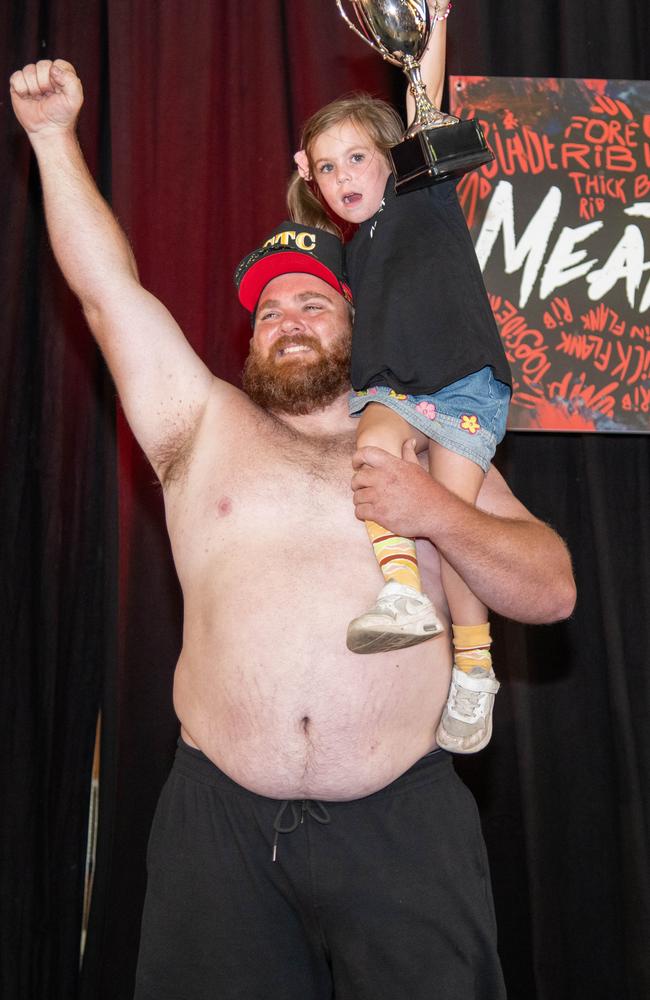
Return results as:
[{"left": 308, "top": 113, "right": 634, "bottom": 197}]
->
[{"left": 288, "top": 3, "right": 511, "bottom": 754}]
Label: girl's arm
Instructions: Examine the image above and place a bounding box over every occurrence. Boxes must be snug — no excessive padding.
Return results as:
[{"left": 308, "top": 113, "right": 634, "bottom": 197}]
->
[{"left": 405, "top": 0, "right": 450, "bottom": 123}]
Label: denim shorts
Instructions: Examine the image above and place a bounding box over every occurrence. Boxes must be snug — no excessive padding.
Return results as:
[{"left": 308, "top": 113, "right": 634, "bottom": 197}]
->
[{"left": 349, "top": 366, "right": 511, "bottom": 472}]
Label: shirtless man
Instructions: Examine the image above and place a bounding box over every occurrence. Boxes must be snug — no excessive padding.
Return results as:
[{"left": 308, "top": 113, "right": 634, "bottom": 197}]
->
[{"left": 11, "top": 60, "right": 575, "bottom": 1000}]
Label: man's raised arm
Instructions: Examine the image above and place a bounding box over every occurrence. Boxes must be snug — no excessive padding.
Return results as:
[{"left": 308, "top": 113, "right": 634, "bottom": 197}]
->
[
  {"left": 10, "top": 59, "right": 216, "bottom": 480},
  {"left": 351, "top": 443, "right": 577, "bottom": 625}
]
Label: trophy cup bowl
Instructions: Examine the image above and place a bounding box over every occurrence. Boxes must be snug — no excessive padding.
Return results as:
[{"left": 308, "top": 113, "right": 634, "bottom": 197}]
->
[{"left": 336, "top": 0, "right": 494, "bottom": 192}]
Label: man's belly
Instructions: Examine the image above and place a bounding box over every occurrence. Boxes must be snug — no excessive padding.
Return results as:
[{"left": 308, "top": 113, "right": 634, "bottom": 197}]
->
[{"left": 173, "top": 541, "right": 451, "bottom": 801}]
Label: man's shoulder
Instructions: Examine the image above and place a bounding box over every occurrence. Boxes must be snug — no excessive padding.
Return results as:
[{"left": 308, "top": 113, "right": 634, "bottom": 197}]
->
[
  {"left": 478, "top": 465, "right": 537, "bottom": 523},
  {"left": 158, "top": 378, "right": 265, "bottom": 487},
  {"left": 201, "top": 378, "right": 277, "bottom": 442}
]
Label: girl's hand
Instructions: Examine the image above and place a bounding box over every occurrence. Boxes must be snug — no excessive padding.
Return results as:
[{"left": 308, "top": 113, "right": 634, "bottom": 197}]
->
[
  {"left": 9, "top": 59, "right": 83, "bottom": 137},
  {"left": 428, "top": 0, "right": 451, "bottom": 21}
]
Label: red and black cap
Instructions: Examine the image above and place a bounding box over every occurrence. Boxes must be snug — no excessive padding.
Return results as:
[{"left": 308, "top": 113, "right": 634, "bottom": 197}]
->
[{"left": 234, "top": 221, "right": 353, "bottom": 313}]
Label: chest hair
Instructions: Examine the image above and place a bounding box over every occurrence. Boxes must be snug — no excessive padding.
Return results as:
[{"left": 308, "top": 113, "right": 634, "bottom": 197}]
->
[{"left": 263, "top": 413, "right": 356, "bottom": 485}]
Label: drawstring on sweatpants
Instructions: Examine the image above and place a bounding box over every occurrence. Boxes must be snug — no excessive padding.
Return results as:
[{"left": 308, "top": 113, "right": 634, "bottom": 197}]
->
[{"left": 272, "top": 799, "right": 331, "bottom": 861}]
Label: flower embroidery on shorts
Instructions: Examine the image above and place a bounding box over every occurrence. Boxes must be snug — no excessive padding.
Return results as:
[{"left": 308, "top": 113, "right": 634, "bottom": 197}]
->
[
  {"left": 460, "top": 414, "right": 480, "bottom": 434},
  {"left": 389, "top": 390, "right": 407, "bottom": 400},
  {"left": 415, "top": 401, "right": 437, "bottom": 420}
]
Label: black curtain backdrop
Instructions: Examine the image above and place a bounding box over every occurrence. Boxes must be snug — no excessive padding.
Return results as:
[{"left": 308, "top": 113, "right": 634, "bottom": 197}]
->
[{"left": 2, "top": 2, "right": 649, "bottom": 999}]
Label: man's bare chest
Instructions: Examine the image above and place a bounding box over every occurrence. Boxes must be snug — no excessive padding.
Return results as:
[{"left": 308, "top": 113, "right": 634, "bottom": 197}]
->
[{"left": 165, "top": 422, "right": 360, "bottom": 552}]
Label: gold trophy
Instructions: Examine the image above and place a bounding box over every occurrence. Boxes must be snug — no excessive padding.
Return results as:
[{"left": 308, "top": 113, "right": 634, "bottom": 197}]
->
[{"left": 335, "top": 0, "right": 493, "bottom": 192}]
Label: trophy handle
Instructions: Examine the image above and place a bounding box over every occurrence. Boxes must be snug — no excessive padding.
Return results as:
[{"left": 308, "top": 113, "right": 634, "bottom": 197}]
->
[{"left": 335, "top": 0, "right": 401, "bottom": 64}]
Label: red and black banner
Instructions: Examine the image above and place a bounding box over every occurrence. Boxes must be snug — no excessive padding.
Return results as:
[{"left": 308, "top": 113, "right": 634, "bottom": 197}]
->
[{"left": 451, "top": 76, "right": 650, "bottom": 432}]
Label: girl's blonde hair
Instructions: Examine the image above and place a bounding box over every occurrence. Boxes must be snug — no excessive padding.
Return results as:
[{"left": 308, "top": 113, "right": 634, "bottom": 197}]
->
[{"left": 287, "top": 93, "right": 404, "bottom": 237}]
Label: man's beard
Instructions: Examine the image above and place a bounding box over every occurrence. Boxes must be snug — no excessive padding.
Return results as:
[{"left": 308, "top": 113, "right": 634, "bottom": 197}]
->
[{"left": 242, "top": 330, "right": 352, "bottom": 415}]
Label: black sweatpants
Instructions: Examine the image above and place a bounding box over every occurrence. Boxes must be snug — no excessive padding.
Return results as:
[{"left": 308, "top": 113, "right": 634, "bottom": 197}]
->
[{"left": 134, "top": 740, "right": 506, "bottom": 1000}]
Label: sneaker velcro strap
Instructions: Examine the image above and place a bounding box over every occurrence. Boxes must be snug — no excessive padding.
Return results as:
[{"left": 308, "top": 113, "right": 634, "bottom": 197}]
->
[{"left": 451, "top": 668, "right": 500, "bottom": 695}]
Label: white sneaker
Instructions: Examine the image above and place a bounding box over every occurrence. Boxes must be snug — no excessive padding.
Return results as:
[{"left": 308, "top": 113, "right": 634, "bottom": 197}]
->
[
  {"left": 436, "top": 666, "right": 500, "bottom": 754},
  {"left": 346, "top": 581, "right": 444, "bottom": 654}
]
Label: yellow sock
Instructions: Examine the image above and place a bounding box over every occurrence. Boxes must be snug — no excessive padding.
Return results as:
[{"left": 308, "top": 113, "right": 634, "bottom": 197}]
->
[
  {"left": 452, "top": 622, "right": 492, "bottom": 674},
  {"left": 365, "top": 520, "right": 421, "bottom": 591}
]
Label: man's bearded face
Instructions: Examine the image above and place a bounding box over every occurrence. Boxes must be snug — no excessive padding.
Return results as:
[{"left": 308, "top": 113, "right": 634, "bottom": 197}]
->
[{"left": 242, "top": 322, "right": 352, "bottom": 415}]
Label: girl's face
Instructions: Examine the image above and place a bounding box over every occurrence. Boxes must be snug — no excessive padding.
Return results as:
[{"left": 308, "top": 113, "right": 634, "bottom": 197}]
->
[{"left": 309, "top": 118, "right": 392, "bottom": 224}]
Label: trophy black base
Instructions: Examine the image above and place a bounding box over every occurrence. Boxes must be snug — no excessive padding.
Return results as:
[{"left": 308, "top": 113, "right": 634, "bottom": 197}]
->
[{"left": 389, "top": 119, "right": 494, "bottom": 195}]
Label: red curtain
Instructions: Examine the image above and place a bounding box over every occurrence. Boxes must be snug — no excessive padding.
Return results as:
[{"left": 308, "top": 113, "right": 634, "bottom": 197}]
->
[{"left": 2, "top": 4, "right": 115, "bottom": 998}]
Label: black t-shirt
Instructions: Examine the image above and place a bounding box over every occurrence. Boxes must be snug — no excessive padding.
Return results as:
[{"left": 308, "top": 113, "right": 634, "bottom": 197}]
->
[{"left": 345, "top": 177, "right": 512, "bottom": 395}]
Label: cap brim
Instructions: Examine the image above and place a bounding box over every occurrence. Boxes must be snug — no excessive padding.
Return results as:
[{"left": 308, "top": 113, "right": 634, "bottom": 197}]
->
[{"left": 238, "top": 251, "right": 346, "bottom": 312}]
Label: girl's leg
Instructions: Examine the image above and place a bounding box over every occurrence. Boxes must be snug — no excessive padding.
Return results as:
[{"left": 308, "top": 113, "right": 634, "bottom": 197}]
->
[
  {"left": 347, "top": 403, "right": 443, "bottom": 654},
  {"left": 428, "top": 441, "right": 500, "bottom": 754},
  {"left": 356, "top": 403, "right": 427, "bottom": 593}
]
